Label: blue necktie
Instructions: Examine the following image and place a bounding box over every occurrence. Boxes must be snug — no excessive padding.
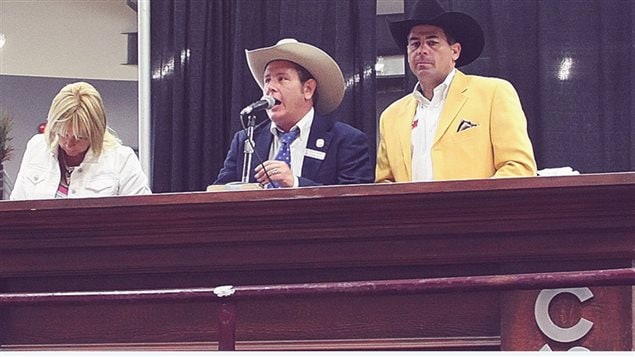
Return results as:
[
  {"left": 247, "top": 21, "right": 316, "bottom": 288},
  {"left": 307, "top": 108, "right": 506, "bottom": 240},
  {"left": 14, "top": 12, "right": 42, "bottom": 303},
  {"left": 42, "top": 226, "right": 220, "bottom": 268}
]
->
[
  {"left": 268, "top": 128, "right": 300, "bottom": 188},
  {"left": 274, "top": 128, "right": 300, "bottom": 168}
]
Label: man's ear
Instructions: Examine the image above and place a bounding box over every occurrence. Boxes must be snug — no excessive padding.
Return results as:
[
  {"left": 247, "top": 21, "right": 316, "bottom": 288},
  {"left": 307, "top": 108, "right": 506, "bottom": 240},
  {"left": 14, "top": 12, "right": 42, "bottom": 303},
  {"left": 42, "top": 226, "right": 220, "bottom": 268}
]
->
[
  {"left": 451, "top": 42, "right": 462, "bottom": 62},
  {"left": 303, "top": 79, "right": 317, "bottom": 101}
]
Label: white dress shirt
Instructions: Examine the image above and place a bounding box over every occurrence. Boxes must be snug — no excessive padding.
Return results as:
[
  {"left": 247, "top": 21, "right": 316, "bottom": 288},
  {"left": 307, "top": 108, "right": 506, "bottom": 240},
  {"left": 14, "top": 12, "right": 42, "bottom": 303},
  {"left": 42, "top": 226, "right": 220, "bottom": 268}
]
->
[
  {"left": 269, "top": 107, "right": 314, "bottom": 187},
  {"left": 411, "top": 68, "right": 456, "bottom": 181}
]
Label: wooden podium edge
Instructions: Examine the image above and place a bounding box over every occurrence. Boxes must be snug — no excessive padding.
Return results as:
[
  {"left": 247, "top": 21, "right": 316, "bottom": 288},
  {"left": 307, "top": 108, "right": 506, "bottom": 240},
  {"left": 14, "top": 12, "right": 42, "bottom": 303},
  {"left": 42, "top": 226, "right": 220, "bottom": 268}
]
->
[{"left": 0, "top": 336, "right": 501, "bottom": 351}]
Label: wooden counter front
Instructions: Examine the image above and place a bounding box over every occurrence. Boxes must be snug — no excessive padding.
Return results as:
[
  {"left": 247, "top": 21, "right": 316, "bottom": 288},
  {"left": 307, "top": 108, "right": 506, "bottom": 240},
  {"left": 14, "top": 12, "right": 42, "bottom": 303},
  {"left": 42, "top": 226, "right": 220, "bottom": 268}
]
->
[{"left": 1, "top": 173, "right": 634, "bottom": 350}]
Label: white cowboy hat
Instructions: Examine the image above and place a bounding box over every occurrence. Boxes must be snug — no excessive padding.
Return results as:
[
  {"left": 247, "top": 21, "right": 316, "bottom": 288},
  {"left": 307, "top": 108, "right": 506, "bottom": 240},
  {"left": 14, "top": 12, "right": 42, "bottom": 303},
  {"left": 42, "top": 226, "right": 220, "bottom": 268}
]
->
[{"left": 245, "top": 38, "right": 345, "bottom": 115}]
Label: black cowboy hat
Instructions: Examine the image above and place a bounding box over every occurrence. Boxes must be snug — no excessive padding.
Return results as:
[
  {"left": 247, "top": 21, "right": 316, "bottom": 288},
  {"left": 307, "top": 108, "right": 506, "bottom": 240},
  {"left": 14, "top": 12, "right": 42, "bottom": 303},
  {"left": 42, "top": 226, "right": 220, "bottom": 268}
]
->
[{"left": 389, "top": 0, "right": 484, "bottom": 67}]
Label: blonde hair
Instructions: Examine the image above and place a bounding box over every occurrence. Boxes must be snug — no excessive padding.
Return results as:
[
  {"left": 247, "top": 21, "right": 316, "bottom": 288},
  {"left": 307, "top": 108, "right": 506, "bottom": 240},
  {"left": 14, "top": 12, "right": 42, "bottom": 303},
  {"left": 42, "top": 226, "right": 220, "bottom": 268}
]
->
[{"left": 44, "top": 81, "right": 121, "bottom": 155}]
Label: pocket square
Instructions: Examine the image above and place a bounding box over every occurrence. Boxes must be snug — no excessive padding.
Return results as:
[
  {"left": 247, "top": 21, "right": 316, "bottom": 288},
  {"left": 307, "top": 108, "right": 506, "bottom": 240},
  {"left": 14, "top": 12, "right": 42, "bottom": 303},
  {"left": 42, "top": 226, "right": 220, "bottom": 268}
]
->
[{"left": 457, "top": 119, "right": 479, "bottom": 132}]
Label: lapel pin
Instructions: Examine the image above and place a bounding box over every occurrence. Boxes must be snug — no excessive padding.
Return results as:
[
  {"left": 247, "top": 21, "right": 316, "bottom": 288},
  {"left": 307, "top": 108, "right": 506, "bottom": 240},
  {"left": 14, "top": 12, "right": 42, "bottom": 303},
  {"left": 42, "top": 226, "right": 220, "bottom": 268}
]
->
[{"left": 316, "top": 138, "right": 325, "bottom": 148}]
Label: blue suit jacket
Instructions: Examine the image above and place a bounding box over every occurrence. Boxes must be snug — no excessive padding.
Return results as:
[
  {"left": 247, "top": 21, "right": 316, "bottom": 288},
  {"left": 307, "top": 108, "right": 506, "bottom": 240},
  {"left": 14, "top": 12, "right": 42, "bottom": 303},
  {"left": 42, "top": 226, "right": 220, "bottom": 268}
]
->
[{"left": 214, "top": 115, "right": 374, "bottom": 186}]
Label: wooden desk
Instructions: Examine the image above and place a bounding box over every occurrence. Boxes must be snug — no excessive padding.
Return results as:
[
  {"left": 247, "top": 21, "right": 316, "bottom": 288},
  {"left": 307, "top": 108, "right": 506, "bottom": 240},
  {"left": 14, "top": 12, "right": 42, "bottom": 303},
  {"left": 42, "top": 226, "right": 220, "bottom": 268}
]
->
[{"left": 1, "top": 173, "right": 634, "bottom": 350}]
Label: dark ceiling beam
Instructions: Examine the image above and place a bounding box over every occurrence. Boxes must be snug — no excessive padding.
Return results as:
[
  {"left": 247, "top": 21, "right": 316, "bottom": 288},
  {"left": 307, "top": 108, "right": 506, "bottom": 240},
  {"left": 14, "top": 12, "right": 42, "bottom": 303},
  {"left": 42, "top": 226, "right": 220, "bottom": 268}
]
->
[{"left": 127, "top": 0, "right": 137, "bottom": 12}]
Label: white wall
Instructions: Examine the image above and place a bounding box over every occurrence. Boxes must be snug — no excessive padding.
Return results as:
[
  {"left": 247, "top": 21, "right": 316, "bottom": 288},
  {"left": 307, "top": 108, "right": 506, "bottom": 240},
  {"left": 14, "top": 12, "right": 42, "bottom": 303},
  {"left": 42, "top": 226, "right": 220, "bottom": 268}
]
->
[
  {"left": 0, "top": 0, "right": 138, "bottom": 195},
  {"left": 0, "top": 0, "right": 137, "bottom": 80}
]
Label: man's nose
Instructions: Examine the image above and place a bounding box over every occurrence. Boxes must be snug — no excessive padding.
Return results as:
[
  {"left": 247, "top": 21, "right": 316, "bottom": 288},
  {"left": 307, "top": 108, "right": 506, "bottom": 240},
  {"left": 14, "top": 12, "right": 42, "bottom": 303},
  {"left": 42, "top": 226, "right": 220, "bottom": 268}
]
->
[
  {"left": 415, "top": 44, "right": 428, "bottom": 55},
  {"left": 264, "top": 84, "right": 278, "bottom": 96}
]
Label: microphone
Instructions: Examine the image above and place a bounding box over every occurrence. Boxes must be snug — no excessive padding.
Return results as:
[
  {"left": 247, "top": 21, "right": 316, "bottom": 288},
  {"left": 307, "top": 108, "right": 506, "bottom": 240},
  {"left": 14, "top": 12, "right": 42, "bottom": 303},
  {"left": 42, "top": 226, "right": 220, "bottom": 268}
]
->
[{"left": 240, "top": 95, "right": 276, "bottom": 116}]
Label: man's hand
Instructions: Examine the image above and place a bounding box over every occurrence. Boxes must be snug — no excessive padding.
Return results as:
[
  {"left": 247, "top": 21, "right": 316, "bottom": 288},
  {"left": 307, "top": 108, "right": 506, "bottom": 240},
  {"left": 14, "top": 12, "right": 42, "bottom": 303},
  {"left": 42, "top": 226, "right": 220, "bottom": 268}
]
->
[{"left": 255, "top": 160, "right": 294, "bottom": 187}]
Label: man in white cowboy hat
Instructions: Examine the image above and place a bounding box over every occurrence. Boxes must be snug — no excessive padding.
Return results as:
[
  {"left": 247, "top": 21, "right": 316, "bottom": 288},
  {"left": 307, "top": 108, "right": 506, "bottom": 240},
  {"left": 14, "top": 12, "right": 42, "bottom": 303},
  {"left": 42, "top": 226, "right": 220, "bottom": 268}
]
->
[
  {"left": 214, "top": 39, "right": 373, "bottom": 187},
  {"left": 375, "top": 0, "right": 537, "bottom": 183}
]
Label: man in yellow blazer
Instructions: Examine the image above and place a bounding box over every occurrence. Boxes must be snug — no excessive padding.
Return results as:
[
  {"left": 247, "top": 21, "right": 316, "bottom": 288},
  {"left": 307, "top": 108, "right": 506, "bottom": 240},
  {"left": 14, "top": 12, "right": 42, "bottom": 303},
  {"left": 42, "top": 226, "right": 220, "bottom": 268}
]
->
[{"left": 376, "top": 0, "right": 537, "bottom": 182}]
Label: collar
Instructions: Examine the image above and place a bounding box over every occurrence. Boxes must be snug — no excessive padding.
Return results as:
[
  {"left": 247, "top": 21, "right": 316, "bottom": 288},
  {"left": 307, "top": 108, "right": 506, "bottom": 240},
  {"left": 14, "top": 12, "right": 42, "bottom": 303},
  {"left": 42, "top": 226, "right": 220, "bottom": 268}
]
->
[
  {"left": 269, "top": 107, "right": 314, "bottom": 143},
  {"left": 412, "top": 68, "right": 456, "bottom": 106}
]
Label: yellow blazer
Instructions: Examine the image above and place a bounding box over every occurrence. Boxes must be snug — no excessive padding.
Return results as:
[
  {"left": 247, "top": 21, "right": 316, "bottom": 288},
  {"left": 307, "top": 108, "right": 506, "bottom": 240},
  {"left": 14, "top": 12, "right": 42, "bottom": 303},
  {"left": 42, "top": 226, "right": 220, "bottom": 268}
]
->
[{"left": 375, "top": 70, "right": 537, "bottom": 182}]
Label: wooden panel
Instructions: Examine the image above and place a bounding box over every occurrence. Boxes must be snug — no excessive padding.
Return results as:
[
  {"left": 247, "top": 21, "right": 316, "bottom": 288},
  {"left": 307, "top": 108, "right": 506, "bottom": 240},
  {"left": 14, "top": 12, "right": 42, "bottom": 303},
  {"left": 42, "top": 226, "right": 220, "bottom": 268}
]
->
[
  {"left": 502, "top": 286, "right": 633, "bottom": 351},
  {"left": 0, "top": 293, "right": 498, "bottom": 345},
  {"left": 1, "top": 173, "right": 634, "bottom": 350}
]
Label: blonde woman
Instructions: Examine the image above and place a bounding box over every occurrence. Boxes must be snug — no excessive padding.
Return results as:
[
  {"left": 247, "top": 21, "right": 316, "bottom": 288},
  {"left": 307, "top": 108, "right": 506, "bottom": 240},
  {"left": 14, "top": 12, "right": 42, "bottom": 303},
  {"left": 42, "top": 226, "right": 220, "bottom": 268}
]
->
[{"left": 11, "top": 82, "right": 151, "bottom": 200}]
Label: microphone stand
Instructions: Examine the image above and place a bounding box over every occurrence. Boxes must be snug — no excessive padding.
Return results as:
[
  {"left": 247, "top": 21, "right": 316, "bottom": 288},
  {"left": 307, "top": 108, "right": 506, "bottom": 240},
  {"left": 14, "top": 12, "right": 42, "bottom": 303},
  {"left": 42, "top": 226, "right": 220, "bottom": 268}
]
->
[{"left": 241, "top": 113, "right": 256, "bottom": 183}]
